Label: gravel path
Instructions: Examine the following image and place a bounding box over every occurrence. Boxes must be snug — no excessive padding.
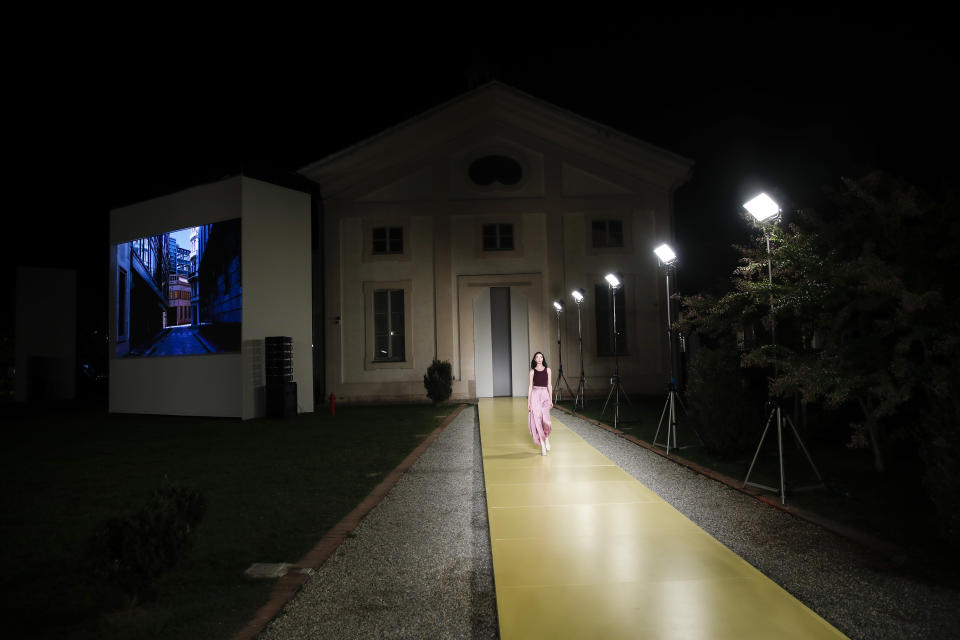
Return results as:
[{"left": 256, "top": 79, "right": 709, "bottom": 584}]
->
[
  {"left": 259, "top": 406, "right": 960, "bottom": 639},
  {"left": 259, "top": 406, "right": 498, "bottom": 639}
]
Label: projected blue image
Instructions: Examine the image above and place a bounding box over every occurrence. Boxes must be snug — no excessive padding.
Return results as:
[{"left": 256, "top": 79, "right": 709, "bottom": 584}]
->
[{"left": 114, "top": 218, "right": 241, "bottom": 357}]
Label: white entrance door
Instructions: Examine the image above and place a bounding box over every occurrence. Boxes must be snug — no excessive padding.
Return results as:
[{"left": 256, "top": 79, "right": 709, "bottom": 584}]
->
[{"left": 473, "top": 287, "right": 529, "bottom": 397}]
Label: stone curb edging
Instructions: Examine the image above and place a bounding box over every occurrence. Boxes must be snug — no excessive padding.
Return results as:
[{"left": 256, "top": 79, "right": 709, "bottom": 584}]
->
[
  {"left": 232, "top": 403, "right": 470, "bottom": 640},
  {"left": 553, "top": 404, "right": 903, "bottom": 559}
]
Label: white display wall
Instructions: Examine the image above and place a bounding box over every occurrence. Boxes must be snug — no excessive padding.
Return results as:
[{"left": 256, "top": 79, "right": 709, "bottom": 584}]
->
[{"left": 108, "top": 176, "right": 313, "bottom": 419}]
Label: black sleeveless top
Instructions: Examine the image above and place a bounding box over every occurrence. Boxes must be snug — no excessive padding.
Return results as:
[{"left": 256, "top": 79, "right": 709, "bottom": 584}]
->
[{"left": 533, "top": 368, "right": 548, "bottom": 387}]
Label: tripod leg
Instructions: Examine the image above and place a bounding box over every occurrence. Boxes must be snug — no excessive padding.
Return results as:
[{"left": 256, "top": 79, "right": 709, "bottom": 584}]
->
[
  {"left": 614, "top": 383, "right": 621, "bottom": 429},
  {"left": 669, "top": 391, "right": 678, "bottom": 453},
  {"left": 620, "top": 385, "right": 634, "bottom": 406},
  {"left": 601, "top": 380, "right": 616, "bottom": 417},
  {"left": 654, "top": 393, "right": 670, "bottom": 446},
  {"left": 784, "top": 416, "right": 826, "bottom": 484},
  {"left": 776, "top": 406, "right": 786, "bottom": 504},
  {"left": 744, "top": 408, "right": 776, "bottom": 487}
]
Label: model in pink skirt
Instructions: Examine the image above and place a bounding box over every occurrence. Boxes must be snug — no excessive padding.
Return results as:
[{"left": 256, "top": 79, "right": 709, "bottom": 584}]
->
[{"left": 527, "top": 351, "right": 553, "bottom": 456}]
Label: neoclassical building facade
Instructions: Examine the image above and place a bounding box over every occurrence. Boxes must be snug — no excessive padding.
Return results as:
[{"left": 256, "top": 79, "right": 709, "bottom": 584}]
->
[{"left": 300, "top": 82, "right": 692, "bottom": 403}]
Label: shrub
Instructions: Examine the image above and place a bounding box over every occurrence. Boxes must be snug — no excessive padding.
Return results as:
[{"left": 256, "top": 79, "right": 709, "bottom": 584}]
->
[
  {"left": 85, "top": 478, "right": 206, "bottom": 606},
  {"left": 685, "top": 341, "right": 765, "bottom": 459},
  {"left": 918, "top": 392, "right": 960, "bottom": 550},
  {"left": 423, "top": 359, "right": 453, "bottom": 404}
]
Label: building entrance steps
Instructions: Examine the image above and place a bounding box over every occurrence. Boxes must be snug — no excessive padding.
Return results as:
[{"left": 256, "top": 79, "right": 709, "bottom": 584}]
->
[{"left": 478, "top": 397, "right": 848, "bottom": 640}]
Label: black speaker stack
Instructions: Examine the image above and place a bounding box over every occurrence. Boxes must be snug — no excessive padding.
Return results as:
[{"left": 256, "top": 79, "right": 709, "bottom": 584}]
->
[{"left": 265, "top": 336, "right": 297, "bottom": 418}]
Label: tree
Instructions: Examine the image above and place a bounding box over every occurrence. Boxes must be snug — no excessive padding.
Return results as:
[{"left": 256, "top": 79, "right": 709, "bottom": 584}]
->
[{"left": 682, "top": 173, "right": 959, "bottom": 474}]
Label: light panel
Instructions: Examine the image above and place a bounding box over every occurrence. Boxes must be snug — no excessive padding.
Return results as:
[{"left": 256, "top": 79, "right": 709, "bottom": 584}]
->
[
  {"left": 653, "top": 243, "right": 677, "bottom": 265},
  {"left": 571, "top": 288, "right": 585, "bottom": 303},
  {"left": 605, "top": 273, "right": 621, "bottom": 288},
  {"left": 743, "top": 193, "right": 780, "bottom": 222}
]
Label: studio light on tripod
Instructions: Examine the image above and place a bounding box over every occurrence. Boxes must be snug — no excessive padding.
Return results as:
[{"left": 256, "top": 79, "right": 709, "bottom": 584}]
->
[
  {"left": 571, "top": 288, "right": 586, "bottom": 409},
  {"left": 551, "top": 299, "right": 573, "bottom": 403},
  {"left": 740, "top": 190, "right": 825, "bottom": 504},
  {"left": 651, "top": 242, "right": 699, "bottom": 454},
  {"left": 601, "top": 272, "right": 629, "bottom": 428}
]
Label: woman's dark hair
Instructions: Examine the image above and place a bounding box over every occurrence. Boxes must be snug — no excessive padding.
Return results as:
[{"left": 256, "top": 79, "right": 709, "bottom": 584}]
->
[{"left": 530, "top": 352, "right": 547, "bottom": 369}]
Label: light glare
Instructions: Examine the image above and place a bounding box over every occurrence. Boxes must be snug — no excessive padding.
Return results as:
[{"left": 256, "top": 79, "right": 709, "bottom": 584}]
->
[
  {"left": 605, "top": 273, "right": 621, "bottom": 288},
  {"left": 553, "top": 300, "right": 564, "bottom": 311},
  {"left": 571, "top": 288, "right": 585, "bottom": 303},
  {"left": 743, "top": 193, "right": 780, "bottom": 222},
  {"left": 653, "top": 243, "right": 677, "bottom": 264}
]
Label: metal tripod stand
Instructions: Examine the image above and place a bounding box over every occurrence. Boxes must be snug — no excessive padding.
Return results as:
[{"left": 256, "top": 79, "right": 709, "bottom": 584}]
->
[
  {"left": 741, "top": 218, "right": 824, "bottom": 504},
  {"left": 573, "top": 294, "right": 586, "bottom": 411},
  {"left": 600, "top": 281, "right": 631, "bottom": 429},
  {"left": 651, "top": 263, "right": 700, "bottom": 454},
  {"left": 743, "top": 400, "right": 826, "bottom": 504},
  {"left": 553, "top": 303, "right": 575, "bottom": 403}
]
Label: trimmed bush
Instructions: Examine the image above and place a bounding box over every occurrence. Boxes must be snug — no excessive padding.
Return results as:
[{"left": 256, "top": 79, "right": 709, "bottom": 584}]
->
[
  {"left": 85, "top": 478, "right": 206, "bottom": 606},
  {"left": 424, "top": 359, "right": 453, "bottom": 404},
  {"left": 685, "top": 342, "right": 765, "bottom": 458}
]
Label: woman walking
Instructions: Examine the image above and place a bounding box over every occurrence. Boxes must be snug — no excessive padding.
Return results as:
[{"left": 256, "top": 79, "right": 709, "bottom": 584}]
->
[{"left": 527, "top": 351, "right": 553, "bottom": 456}]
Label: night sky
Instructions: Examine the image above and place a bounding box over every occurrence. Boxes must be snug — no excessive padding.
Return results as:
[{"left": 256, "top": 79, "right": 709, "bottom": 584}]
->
[{"left": 8, "top": 19, "right": 957, "bottom": 347}]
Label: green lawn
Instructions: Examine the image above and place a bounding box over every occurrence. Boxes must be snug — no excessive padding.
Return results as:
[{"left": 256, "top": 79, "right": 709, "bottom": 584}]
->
[
  {"left": 556, "top": 395, "right": 948, "bottom": 563},
  {"left": 0, "top": 402, "right": 458, "bottom": 639}
]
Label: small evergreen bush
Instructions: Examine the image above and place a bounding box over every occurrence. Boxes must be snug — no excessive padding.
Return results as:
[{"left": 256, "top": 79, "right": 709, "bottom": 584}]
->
[
  {"left": 85, "top": 477, "right": 206, "bottom": 606},
  {"left": 424, "top": 359, "right": 453, "bottom": 404}
]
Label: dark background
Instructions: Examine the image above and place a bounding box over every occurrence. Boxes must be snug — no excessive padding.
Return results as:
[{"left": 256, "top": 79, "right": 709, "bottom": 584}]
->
[{"left": 7, "top": 18, "right": 956, "bottom": 371}]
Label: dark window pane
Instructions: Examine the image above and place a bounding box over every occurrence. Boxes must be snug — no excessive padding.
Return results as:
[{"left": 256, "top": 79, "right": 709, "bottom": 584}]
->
[
  {"left": 595, "top": 283, "right": 627, "bottom": 355},
  {"left": 608, "top": 220, "right": 623, "bottom": 247},
  {"left": 388, "top": 227, "right": 403, "bottom": 253},
  {"left": 374, "top": 291, "right": 388, "bottom": 336},
  {"left": 592, "top": 221, "right": 605, "bottom": 248},
  {"left": 613, "top": 287, "right": 627, "bottom": 353},
  {"left": 392, "top": 332, "right": 405, "bottom": 361},
  {"left": 374, "top": 289, "right": 406, "bottom": 361},
  {"left": 595, "top": 284, "right": 611, "bottom": 354},
  {"left": 372, "top": 239, "right": 387, "bottom": 253},
  {"left": 375, "top": 335, "right": 389, "bottom": 359},
  {"left": 482, "top": 223, "right": 514, "bottom": 251}
]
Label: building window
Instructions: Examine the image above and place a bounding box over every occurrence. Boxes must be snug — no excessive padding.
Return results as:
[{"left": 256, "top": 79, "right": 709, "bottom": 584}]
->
[
  {"left": 482, "top": 223, "right": 514, "bottom": 251},
  {"left": 373, "top": 289, "right": 405, "bottom": 361},
  {"left": 592, "top": 219, "right": 624, "bottom": 248},
  {"left": 372, "top": 227, "right": 403, "bottom": 254},
  {"left": 595, "top": 284, "right": 627, "bottom": 355}
]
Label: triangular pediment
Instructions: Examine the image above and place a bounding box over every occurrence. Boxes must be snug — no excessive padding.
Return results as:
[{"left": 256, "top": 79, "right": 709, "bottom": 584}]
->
[
  {"left": 561, "top": 163, "right": 632, "bottom": 196},
  {"left": 357, "top": 167, "right": 433, "bottom": 202},
  {"left": 300, "top": 82, "right": 693, "bottom": 199}
]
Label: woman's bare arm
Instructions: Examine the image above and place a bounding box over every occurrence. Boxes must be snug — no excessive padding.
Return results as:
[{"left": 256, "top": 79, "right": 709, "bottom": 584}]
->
[
  {"left": 547, "top": 368, "right": 553, "bottom": 407},
  {"left": 528, "top": 369, "right": 534, "bottom": 409}
]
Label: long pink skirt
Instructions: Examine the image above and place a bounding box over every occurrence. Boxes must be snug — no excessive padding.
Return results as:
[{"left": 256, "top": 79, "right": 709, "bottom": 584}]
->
[{"left": 528, "top": 386, "right": 553, "bottom": 445}]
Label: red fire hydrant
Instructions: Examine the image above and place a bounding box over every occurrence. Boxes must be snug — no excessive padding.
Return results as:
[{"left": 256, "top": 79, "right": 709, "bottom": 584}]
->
[{"left": 329, "top": 392, "right": 336, "bottom": 416}]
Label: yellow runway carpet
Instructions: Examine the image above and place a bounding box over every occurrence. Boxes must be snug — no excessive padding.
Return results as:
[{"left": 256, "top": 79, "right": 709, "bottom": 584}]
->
[{"left": 479, "top": 398, "right": 847, "bottom": 640}]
